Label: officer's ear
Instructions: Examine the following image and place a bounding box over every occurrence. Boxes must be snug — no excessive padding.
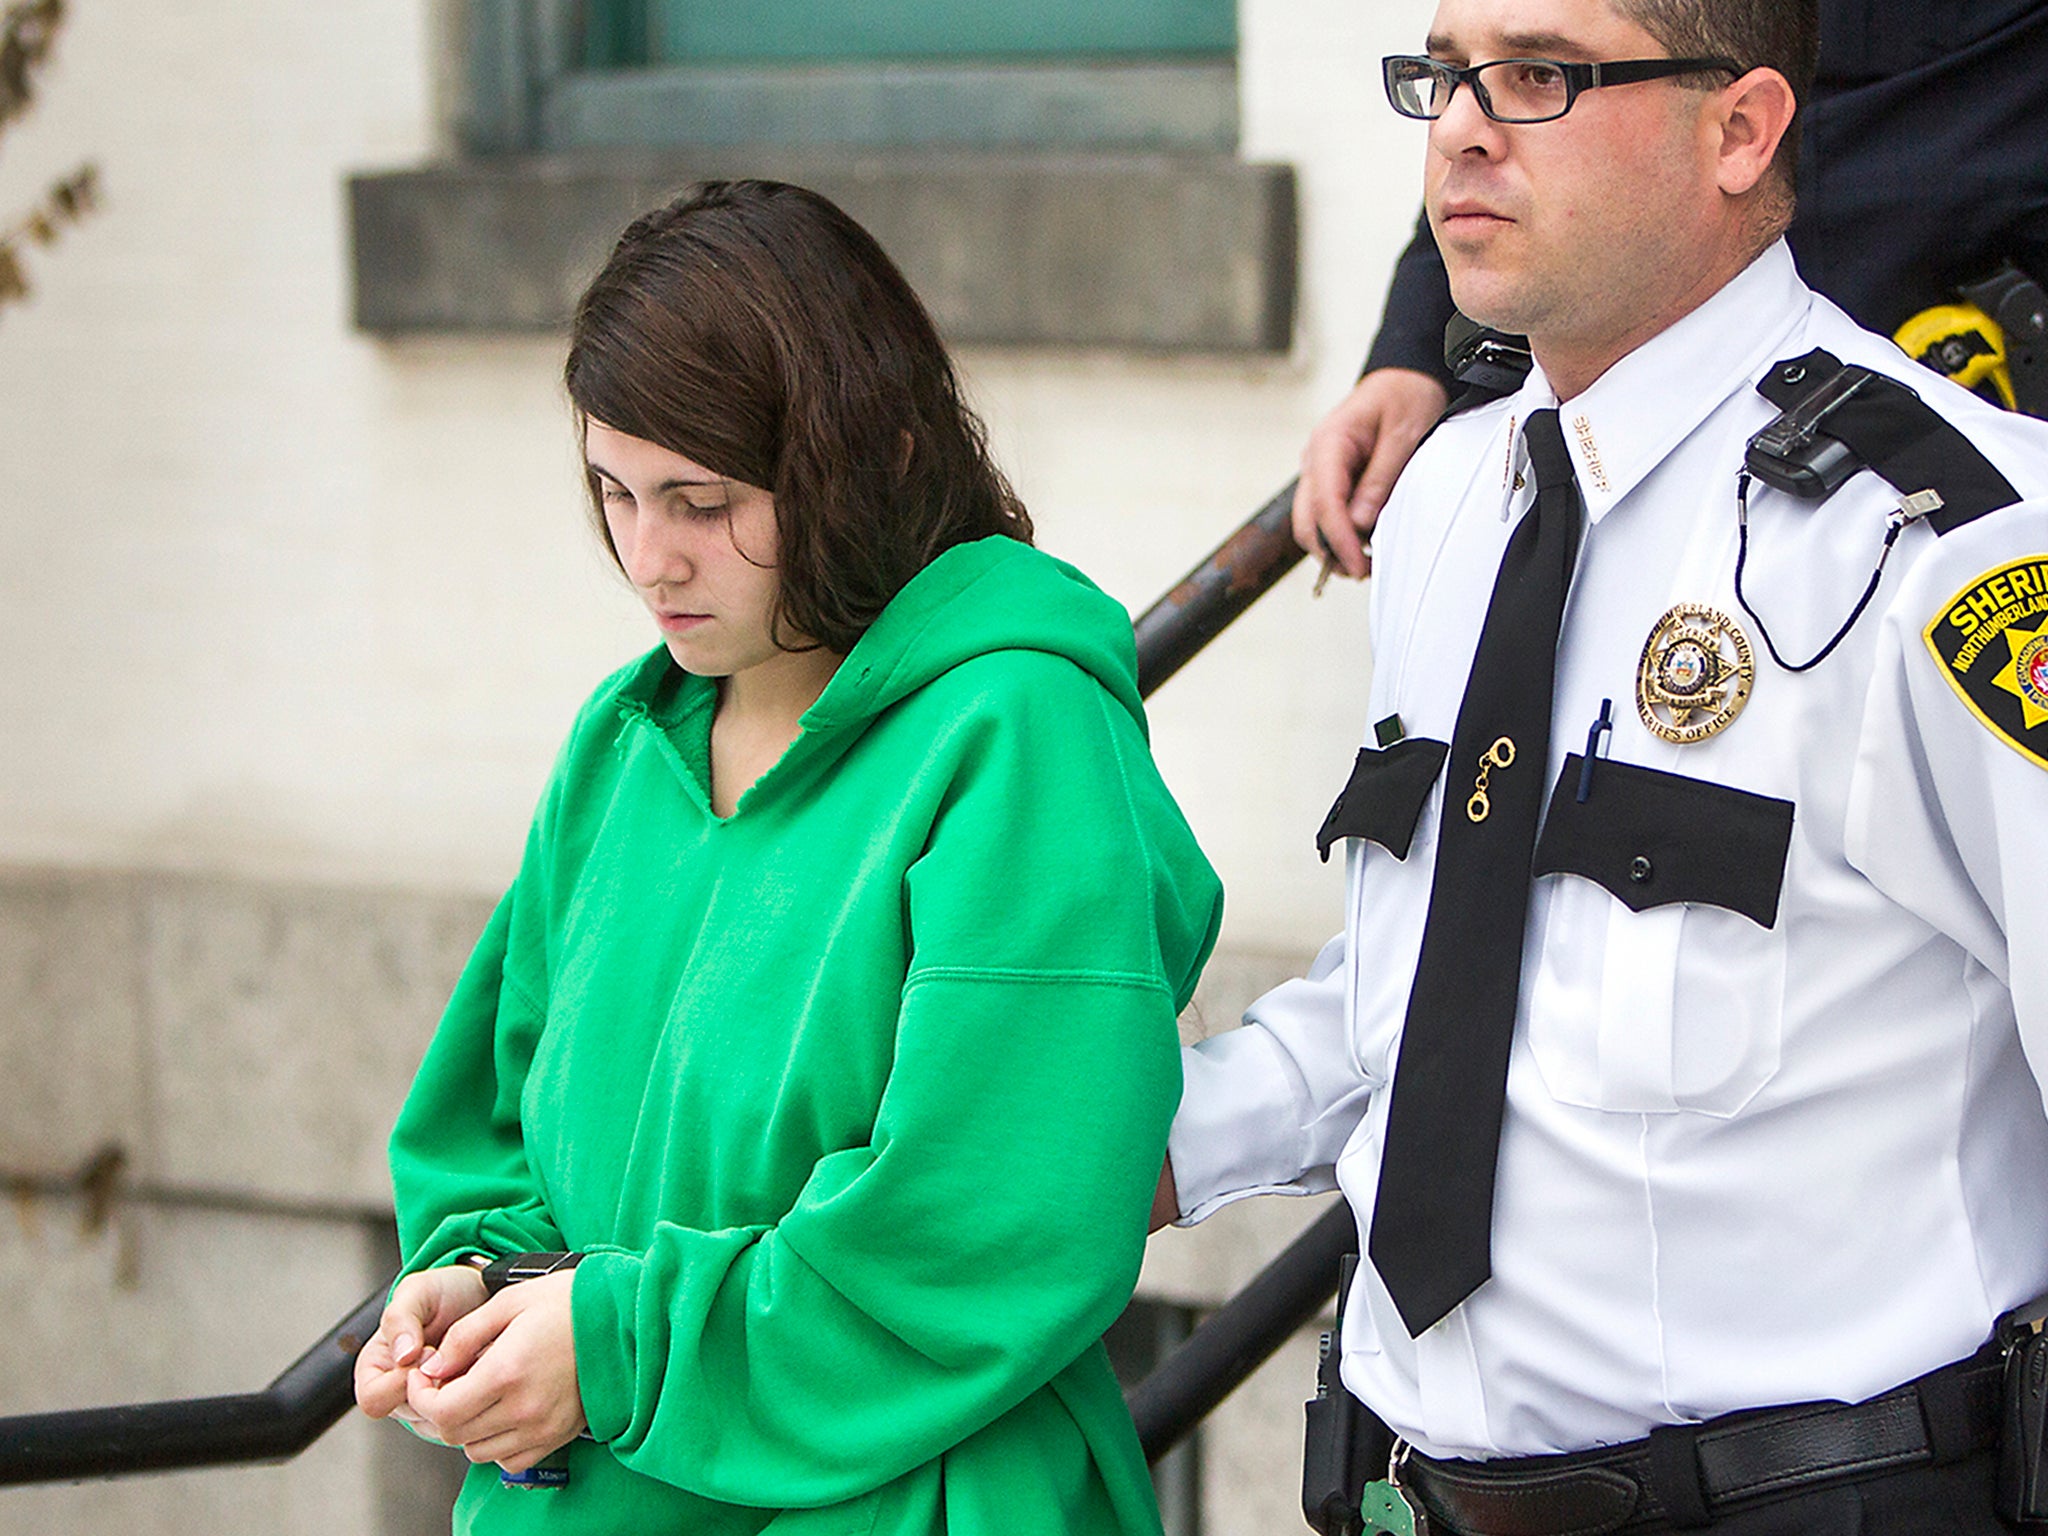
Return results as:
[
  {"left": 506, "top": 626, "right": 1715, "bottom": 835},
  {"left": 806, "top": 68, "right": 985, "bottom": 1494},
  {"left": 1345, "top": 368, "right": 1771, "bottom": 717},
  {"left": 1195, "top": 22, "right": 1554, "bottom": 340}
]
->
[{"left": 1711, "top": 67, "right": 1796, "bottom": 200}]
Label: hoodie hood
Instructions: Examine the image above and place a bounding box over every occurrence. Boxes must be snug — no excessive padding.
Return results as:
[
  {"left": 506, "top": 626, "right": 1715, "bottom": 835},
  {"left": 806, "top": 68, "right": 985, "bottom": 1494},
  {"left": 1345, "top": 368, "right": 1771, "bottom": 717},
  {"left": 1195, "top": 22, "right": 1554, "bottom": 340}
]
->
[
  {"left": 609, "top": 536, "right": 1147, "bottom": 816},
  {"left": 803, "top": 536, "right": 1145, "bottom": 737}
]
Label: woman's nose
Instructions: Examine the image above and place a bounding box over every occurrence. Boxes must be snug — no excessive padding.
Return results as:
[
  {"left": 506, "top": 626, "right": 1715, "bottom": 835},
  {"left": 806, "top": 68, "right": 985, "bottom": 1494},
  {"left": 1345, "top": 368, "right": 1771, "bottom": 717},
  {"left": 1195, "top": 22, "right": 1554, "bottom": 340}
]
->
[{"left": 618, "top": 513, "right": 691, "bottom": 590}]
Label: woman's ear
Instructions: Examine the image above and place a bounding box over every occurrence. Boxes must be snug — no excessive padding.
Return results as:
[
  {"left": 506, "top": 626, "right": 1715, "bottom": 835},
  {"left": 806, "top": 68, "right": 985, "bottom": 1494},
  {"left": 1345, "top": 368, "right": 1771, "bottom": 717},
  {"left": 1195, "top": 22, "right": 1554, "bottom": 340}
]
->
[{"left": 897, "top": 429, "right": 915, "bottom": 477}]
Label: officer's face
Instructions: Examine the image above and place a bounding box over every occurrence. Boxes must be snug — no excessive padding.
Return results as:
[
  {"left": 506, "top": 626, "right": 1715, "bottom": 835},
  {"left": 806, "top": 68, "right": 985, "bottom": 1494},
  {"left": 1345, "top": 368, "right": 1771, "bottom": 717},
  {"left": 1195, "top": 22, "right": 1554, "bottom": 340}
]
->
[{"left": 1420, "top": 0, "right": 1736, "bottom": 396}]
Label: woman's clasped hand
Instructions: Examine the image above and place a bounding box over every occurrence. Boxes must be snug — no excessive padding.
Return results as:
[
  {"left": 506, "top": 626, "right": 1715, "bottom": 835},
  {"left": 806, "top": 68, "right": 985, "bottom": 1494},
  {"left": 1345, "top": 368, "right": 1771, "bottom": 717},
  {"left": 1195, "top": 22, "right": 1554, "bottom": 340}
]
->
[{"left": 357, "top": 1265, "right": 585, "bottom": 1474}]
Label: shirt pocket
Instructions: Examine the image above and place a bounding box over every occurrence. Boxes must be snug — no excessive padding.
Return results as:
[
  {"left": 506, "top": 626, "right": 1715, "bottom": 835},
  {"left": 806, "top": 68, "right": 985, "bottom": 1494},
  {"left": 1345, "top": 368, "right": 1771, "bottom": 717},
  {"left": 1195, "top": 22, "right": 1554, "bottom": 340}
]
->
[
  {"left": 1315, "top": 738, "right": 1450, "bottom": 864},
  {"left": 1526, "top": 754, "right": 1795, "bottom": 1117}
]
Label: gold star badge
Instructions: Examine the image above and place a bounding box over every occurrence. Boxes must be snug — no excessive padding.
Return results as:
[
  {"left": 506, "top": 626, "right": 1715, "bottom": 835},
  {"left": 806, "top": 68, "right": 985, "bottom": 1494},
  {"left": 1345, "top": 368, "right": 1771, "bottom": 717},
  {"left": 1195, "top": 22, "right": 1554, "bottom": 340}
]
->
[
  {"left": 1636, "top": 604, "right": 1755, "bottom": 743},
  {"left": 1991, "top": 619, "right": 2048, "bottom": 729}
]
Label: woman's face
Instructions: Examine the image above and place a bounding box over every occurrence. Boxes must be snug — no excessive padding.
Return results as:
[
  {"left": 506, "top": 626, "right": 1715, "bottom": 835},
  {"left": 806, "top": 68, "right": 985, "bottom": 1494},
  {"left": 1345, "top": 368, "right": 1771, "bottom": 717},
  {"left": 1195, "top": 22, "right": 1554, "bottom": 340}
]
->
[{"left": 584, "top": 419, "right": 796, "bottom": 680}]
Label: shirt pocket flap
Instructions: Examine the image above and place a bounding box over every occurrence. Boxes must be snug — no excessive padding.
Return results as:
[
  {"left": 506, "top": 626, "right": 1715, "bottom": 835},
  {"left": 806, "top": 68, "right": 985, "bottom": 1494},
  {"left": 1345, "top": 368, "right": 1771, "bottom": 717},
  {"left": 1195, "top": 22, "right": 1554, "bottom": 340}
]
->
[
  {"left": 1533, "top": 754, "right": 1794, "bottom": 928},
  {"left": 1315, "top": 738, "right": 1450, "bottom": 863}
]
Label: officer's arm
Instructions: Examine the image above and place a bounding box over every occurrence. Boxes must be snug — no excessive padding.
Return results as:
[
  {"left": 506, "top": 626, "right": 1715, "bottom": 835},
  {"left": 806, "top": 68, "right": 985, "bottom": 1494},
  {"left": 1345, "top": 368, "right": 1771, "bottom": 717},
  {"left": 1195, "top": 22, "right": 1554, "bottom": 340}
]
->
[
  {"left": 1166, "top": 936, "right": 1377, "bottom": 1224},
  {"left": 1847, "top": 505, "right": 2048, "bottom": 1101}
]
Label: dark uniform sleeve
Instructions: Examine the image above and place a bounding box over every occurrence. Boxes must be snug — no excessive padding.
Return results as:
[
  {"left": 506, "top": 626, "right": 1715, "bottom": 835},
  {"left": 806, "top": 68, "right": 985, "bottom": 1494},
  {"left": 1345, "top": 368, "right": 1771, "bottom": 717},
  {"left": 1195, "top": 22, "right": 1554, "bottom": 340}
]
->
[
  {"left": 1797, "top": 1, "right": 2048, "bottom": 336},
  {"left": 1361, "top": 210, "right": 1458, "bottom": 389}
]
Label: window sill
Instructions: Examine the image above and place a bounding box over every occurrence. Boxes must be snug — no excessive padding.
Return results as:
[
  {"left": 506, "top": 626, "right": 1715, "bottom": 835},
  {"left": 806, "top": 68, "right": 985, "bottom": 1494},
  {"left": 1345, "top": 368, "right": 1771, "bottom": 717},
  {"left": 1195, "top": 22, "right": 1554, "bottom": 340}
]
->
[{"left": 347, "top": 148, "right": 1296, "bottom": 352}]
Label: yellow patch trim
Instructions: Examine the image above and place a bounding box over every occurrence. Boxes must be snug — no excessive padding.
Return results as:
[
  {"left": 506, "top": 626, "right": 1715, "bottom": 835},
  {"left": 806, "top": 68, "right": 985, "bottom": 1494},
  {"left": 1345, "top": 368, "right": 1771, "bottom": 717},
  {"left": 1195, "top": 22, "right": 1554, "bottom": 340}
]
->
[{"left": 1923, "top": 555, "right": 2048, "bottom": 770}]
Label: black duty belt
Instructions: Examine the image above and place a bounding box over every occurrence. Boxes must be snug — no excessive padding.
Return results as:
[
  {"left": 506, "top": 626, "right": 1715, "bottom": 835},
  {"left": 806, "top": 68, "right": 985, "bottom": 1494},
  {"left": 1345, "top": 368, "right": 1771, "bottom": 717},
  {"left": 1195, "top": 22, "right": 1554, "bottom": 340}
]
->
[{"left": 1399, "top": 1344, "right": 2004, "bottom": 1536}]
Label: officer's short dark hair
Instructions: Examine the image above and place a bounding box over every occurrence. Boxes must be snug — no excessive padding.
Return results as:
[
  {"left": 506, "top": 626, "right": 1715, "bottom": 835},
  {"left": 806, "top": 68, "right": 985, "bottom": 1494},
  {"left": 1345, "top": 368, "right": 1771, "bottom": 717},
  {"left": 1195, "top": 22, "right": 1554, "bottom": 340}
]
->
[{"left": 1615, "top": 0, "right": 1818, "bottom": 208}]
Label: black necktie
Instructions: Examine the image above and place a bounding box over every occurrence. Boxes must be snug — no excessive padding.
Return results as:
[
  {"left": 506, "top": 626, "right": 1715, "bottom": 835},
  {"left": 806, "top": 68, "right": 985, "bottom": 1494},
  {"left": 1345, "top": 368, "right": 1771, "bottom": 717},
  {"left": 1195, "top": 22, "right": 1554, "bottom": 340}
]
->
[{"left": 1368, "top": 407, "right": 1583, "bottom": 1338}]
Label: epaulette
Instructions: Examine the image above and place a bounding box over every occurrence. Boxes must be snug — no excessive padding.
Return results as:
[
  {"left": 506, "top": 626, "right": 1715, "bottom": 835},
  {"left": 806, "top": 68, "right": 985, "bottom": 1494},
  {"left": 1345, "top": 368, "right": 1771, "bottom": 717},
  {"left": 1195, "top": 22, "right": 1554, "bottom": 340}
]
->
[{"left": 1750, "top": 348, "right": 2021, "bottom": 535}]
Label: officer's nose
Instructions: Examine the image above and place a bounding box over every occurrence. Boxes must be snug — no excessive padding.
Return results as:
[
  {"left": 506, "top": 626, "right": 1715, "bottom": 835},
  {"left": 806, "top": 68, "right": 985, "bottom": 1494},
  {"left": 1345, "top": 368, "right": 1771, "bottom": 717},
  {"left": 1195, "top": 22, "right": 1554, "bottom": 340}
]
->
[{"left": 1430, "top": 74, "right": 1506, "bottom": 159}]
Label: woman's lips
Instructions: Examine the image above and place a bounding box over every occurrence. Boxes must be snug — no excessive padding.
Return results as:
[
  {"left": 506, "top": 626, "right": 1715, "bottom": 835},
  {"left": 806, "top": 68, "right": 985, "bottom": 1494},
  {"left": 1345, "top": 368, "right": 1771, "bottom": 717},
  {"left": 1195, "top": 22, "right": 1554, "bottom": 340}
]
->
[{"left": 656, "top": 611, "right": 709, "bottom": 633}]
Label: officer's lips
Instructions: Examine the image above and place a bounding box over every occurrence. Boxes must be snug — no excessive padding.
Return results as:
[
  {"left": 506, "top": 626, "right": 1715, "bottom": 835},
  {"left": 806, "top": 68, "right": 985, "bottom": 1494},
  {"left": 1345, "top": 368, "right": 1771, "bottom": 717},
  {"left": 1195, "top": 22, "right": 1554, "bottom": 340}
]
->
[{"left": 1437, "top": 199, "right": 1514, "bottom": 234}]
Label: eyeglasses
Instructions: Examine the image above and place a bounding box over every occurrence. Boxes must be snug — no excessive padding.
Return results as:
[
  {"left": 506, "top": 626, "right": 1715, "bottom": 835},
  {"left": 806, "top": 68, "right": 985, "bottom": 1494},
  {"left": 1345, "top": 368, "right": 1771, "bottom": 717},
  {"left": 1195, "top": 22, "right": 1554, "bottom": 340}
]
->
[{"left": 1383, "top": 54, "right": 1743, "bottom": 124}]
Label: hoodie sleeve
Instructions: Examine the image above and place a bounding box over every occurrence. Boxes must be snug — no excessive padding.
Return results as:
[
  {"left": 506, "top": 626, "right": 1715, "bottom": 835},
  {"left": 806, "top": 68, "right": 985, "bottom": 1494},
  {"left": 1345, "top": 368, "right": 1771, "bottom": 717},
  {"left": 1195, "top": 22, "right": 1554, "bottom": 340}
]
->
[
  {"left": 569, "top": 651, "right": 1222, "bottom": 1506},
  {"left": 386, "top": 663, "right": 658, "bottom": 1274},
  {"left": 381, "top": 658, "right": 626, "bottom": 1280},
  {"left": 387, "top": 872, "right": 568, "bottom": 1276}
]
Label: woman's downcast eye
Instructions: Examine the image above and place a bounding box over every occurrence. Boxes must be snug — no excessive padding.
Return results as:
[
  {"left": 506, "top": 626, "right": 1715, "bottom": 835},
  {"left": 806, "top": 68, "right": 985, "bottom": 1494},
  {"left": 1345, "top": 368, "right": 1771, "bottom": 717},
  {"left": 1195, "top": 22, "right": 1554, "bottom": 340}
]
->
[
  {"left": 675, "top": 485, "right": 732, "bottom": 516},
  {"left": 593, "top": 481, "right": 730, "bottom": 516}
]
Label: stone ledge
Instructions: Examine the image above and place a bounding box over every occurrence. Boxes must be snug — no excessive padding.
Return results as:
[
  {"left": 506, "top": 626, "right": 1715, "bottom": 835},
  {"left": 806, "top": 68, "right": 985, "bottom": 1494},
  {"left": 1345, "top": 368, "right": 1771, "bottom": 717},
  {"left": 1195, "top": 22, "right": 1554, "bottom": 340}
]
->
[
  {"left": 0, "top": 866, "right": 489, "bottom": 1207},
  {"left": 348, "top": 151, "right": 1296, "bottom": 351},
  {"left": 0, "top": 1198, "right": 459, "bottom": 1536}
]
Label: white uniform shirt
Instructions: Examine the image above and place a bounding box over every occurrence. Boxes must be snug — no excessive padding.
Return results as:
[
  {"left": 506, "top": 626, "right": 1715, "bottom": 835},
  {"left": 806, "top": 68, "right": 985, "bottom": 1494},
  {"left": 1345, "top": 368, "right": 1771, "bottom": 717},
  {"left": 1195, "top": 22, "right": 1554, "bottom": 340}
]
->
[{"left": 1170, "top": 242, "right": 2048, "bottom": 1461}]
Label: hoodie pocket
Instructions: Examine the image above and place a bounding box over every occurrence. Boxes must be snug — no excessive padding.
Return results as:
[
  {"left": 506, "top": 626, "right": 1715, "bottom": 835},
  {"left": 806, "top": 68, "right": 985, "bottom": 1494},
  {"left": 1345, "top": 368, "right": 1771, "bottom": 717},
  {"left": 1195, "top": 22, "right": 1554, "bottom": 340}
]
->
[
  {"left": 1315, "top": 738, "right": 1450, "bottom": 863},
  {"left": 1527, "top": 754, "right": 1795, "bottom": 1116}
]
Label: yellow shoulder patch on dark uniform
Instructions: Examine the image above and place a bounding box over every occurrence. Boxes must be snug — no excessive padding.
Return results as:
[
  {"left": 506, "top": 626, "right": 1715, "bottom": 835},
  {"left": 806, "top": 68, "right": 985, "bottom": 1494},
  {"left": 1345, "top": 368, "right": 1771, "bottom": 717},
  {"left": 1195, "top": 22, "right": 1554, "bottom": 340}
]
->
[{"left": 1924, "top": 556, "right": 2048, "bottom": 769}]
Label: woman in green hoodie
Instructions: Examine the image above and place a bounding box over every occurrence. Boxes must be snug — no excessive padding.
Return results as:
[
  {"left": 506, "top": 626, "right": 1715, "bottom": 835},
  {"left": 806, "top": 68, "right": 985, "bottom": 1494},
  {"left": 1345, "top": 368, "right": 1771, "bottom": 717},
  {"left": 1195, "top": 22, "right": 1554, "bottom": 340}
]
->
[{"left": 352, "top": 180, "right": 1223, "bottom": 1536}]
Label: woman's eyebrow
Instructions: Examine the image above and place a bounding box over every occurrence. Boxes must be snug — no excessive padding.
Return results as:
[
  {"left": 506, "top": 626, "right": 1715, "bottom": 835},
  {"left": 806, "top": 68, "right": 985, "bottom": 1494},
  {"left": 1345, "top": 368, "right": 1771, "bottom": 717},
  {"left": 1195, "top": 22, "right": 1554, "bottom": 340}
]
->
[{"left": 583, "top": 460, "right": 721, "bottom": 493}]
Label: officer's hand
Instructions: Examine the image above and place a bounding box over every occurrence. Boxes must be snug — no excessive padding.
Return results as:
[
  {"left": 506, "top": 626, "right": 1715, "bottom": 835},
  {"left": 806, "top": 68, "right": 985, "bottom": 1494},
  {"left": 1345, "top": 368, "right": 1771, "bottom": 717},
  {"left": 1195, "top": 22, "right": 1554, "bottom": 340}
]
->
[
  {"left": 1293, "top": 368, "right": 1449, "bottom": 580},
  {"left": 355, "top": 1264, "right": 487, "bottom": 1426},
  {"left": 407, "top": 1271, "right": 587, "bottom": 1474}
]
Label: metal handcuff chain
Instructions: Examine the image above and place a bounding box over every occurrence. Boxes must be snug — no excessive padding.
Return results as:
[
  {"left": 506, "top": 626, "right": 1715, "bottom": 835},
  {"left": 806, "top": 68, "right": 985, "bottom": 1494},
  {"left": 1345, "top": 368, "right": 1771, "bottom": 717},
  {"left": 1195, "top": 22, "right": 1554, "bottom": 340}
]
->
[
  {"left": 1466, "top": 737, "right": 1516, "bottom": 823},
  {"left": 1732, "top": 468, "right": 1936, "bottom": 673}
]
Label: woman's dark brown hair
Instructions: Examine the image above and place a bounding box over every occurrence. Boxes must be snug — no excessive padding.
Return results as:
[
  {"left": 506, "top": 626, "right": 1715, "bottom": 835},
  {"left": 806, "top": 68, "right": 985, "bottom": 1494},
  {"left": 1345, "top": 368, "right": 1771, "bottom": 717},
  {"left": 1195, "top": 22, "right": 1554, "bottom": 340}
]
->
[{"left": 565, "top": 179, "right": 1032, "bottom": 654}]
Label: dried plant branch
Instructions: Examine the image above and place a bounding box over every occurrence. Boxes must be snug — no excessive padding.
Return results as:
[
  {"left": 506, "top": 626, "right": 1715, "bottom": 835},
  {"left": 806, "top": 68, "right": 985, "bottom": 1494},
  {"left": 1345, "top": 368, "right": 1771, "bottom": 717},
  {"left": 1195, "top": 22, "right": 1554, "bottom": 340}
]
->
[
  {"left": 0, "top": 0, "right": 64, "bottom": 135},
  {"left": 0, "top": 0, "right": 92, "bottom": 320},
  {"left": 0, "top": 159, "right": 96, "bottom": 311}
]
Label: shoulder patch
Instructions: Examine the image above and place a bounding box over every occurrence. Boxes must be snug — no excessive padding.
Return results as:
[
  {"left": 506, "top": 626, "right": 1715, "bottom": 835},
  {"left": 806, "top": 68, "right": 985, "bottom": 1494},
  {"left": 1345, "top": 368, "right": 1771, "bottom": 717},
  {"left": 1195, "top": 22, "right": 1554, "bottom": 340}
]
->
[{"left": 1923, "top": 556, "right": 2048, "bottom": 769}]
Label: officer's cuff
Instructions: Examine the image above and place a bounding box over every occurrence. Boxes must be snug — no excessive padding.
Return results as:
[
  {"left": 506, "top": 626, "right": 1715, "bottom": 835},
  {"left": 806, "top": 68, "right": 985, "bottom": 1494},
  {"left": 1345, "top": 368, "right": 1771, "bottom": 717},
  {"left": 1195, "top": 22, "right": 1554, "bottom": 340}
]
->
[{"left": 1168, "top": 1028, "right": 1337, "bottom": 1224}]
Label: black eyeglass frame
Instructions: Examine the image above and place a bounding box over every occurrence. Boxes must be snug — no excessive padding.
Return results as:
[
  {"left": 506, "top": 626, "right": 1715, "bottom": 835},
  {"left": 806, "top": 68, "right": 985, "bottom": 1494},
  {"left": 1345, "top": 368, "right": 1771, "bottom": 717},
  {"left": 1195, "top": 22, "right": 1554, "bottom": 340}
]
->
[{"left": 1382, "top": 54, "right": 1745, "bottom": 124}]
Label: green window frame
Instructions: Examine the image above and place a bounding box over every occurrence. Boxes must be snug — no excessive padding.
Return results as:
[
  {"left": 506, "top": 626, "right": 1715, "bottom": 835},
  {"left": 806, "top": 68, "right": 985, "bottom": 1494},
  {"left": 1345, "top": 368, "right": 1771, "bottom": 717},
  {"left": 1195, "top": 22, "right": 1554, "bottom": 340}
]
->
[
  {"left": 591, "top": 0, "right": 1234, "bottom": 64},
  {"left": 465, "top": 0, "right": 1239, "bottom": 153},
  {"left": 352, "top": 0, "right": 1292, "bottom": 351}
]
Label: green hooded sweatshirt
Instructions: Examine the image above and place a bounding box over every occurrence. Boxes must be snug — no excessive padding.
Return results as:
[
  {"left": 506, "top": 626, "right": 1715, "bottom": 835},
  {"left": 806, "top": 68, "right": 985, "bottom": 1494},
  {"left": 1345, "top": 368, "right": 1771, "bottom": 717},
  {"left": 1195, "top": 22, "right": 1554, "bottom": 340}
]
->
[{"left": 389, "top": 537, "right": 1223, "bottom": 1536}]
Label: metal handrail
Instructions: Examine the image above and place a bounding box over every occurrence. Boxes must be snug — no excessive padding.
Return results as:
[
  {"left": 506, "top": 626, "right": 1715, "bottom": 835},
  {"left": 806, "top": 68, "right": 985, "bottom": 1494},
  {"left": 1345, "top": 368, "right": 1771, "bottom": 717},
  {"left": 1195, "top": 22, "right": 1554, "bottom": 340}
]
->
[
  {"left": 0, "top": 478, "right": 1341, "bottom": 1483},
  {"left": 0, "top": 1289, "right": 385, "bottom": 1486},
  {"left": 1131, "top": 1201, "right": 1353, "bottom": 1461},
  {"left": 1135, "top": 479, "right": 1306, "bottom": 697}
]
